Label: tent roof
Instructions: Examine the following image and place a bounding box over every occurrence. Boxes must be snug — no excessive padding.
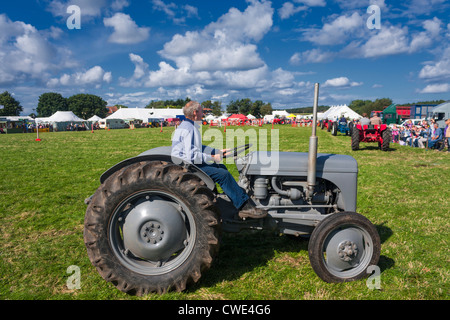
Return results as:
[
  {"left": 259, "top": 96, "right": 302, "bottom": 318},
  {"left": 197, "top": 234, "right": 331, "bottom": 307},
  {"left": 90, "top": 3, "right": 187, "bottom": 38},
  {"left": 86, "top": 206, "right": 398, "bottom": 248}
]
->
[
  {"left": 108, "top": 107, "right": 183, "bottom": 121},
  {"left": 431, "top": 101, "right": 450, "bottom": 112},
  {"left": 228, "top": 114, "right": 247, "bottom": 120},
  {"left": 88, "top": 115, "right": 102, "bottom": 121},
  {"left": 383, "top": 104, "right": 397, "bottom": 113},
  {"left": 48, "top": 111, "right": 85, "bottom": 122},
  {"left": 319, "top": 105, "right": 361, "bottom": 120}
]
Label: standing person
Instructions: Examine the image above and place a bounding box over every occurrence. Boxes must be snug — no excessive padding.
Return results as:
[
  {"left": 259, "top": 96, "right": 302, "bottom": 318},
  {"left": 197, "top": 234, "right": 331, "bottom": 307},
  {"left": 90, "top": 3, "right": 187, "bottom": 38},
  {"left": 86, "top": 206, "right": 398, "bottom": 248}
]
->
[{"left": 171, "top": 101, "right": 267, "bottom": 219}]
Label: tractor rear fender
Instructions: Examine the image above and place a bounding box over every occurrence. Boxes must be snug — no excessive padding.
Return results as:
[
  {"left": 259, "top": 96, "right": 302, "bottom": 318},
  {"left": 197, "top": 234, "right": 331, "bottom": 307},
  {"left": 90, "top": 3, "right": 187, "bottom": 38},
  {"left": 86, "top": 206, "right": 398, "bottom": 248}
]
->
[{"left": 99, "top": 146, "right": 216, "bottom": 190}]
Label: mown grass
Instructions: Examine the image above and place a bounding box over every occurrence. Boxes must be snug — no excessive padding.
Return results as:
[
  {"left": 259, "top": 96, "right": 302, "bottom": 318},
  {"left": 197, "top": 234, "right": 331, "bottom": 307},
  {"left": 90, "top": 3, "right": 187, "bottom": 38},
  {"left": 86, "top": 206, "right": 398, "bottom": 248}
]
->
[{"left": 0, "top": 125, "right": 448, "bottom": 300}]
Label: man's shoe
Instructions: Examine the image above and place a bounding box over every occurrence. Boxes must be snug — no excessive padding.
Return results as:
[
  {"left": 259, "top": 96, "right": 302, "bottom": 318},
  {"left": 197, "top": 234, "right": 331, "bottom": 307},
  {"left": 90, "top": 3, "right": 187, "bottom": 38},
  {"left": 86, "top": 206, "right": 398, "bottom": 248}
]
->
[{"left": 238, "top": 201, "right": 268, "bottom": 219}]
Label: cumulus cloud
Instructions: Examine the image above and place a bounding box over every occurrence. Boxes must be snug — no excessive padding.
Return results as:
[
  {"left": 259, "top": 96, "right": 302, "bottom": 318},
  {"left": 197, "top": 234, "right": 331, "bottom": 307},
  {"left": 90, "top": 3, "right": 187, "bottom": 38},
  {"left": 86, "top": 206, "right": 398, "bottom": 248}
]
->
[
  {"left": 323, "top": 77, "right": 363, "bottom": 88},
  {"left": 115, "top": 1, "right": 311, "bottom": 104},
  {"left": 47, "top": 0, "right": 107, "bottom": 18},
  {"left": 119, "top": 53, "right": 150, "bottom": 87},
  {"left": 278, "top": 0, "right": 325, "bottom": 20},
  {"left": 290, "top": 49, "right": 334, "bottom": 64},
  {"left": 104, "top": 13, "right": 150, "bottom": 44},
  {"left": 151, "top": 0, "right": 199, "bottom": 24},
  {"left": 302, "top": 12, "right": 364, "bottom": 45},
  {"left": 418, "top": 46, "right": 450, "bottom": 97},
  {"left": 47, "top": 66, "right": 112, "bottom": 88},
  {"left": 0, "top": 14, "right": 75, "bottom": 85},
  {"left": 121, "top": 0, "right": 282, "bottom": 93},
  {"left": 419, "top": 83, "right": 450, "bottom": 93}
]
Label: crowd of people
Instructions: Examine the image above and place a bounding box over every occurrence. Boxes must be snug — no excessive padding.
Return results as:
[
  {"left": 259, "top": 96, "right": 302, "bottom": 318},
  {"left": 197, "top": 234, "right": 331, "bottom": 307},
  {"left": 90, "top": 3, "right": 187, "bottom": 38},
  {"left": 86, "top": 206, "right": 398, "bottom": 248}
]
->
[{"left": 390, "top": 118, "right": 450, "bottom": 152}]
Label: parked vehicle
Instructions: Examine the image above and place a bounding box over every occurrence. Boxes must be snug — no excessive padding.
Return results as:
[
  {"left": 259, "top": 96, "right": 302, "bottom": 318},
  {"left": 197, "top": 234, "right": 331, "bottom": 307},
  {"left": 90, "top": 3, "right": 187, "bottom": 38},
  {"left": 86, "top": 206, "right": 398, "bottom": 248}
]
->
[{"left": 428, "top": 101, "right": 450, "bottom": 128}]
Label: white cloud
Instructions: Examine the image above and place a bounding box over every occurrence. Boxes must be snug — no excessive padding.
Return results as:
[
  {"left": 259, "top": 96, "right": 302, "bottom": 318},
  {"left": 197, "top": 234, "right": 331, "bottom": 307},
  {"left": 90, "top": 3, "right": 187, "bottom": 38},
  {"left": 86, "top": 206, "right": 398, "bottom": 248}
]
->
[
  {"left": 419, "top": 83, "right": 450, "bottom": 93},
  {"left": 119, "top": 53, "right": 150, "bottom": 87},
  {"left": 291, "top": 49, "right": 334, "bottom": 64},
  {"left": 301, "top": 12, "right": 364, "bottom": 45},
  {"left": 289, "top": 52, "right": 301, "bottom": 65},
  {"left": 295, "top": 0, "right": 326, "bottom": 6},
  {"left": 191, "top": 44, "right": 264, "bottom": 72},
  {"left": 323, "top": 77, "right": 363, "bottom": 88},
  {"left": 111, "top": 0, "right": 129, "bottom": 11},
  {"left": 117, "top": 1, "right": 312, "bottom": 106},
  {"left": 278, "top": 2, "right": 306, "bottom": 20},
  {"left": 418, "top": 47, "right": 450, "bottom": 80},
  {"left": 151, "top": 0, "right": 199, "bottom": 24},
  {"left": 103, "top": 13, "right": 150, "bottom": 44},
  {"left": 47, "top": 0, "right": 107, "bottom": 18},
  {"left": 278, "top": 0, "right": 325, "bottom": 19},
  {"left": 47, "top": 66, "right": 112, "bottom": 87},
  {"left": 120, "top": 0, "right": 277, "bottom": 92},
  {"left": 0, "top": 14, "right": 75, "bottom": 85},
  {"left": 362, "top": 26, "right": 409, "bottom": 58}
]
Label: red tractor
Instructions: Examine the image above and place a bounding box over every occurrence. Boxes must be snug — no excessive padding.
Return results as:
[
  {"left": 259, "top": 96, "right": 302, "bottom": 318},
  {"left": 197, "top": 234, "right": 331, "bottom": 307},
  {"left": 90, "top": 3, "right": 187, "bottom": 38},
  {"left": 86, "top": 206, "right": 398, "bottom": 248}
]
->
[
  {"left": 320, "top": 119, "right": 333, "bottom": 132},
  {"left": 351, "top": 124, "right": 391, "bottom": 151}
]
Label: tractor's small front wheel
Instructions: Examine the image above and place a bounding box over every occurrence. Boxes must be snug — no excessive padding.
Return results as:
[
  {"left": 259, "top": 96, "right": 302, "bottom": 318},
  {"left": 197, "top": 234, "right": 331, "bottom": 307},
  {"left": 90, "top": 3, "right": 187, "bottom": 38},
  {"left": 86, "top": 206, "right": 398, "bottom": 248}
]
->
[
  {"left": 308, "top": 212, "right": 380, "bottom": 283},
  {"left": 84, "top": 161, "right": 220, "bottom": 295}
]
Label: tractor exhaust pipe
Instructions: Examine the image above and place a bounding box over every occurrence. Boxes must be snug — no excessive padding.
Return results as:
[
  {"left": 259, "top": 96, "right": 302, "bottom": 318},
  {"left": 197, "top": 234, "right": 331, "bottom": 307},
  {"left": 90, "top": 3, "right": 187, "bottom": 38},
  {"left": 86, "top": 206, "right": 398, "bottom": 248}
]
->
[{"left": 306, "top": 83, "right": 319, "bottom": 200}]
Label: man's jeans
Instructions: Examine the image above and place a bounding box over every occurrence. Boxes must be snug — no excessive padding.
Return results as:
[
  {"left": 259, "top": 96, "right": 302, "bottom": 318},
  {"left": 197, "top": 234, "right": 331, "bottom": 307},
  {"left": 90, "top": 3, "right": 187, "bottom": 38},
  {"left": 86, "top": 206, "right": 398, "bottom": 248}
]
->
[
  {"left": 197, "top": 163, "right": 249, "bottom": 210},
  {"left": 428, "top": 138, "right": 442, "bottom": 149}
]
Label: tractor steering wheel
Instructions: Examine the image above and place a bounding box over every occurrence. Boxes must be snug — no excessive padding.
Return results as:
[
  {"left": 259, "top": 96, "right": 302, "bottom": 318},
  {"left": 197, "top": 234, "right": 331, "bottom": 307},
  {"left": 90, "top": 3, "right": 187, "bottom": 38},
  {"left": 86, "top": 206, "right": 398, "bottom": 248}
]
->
[{"left": 223, "top": 143, "right": 252, "bottom": 158}]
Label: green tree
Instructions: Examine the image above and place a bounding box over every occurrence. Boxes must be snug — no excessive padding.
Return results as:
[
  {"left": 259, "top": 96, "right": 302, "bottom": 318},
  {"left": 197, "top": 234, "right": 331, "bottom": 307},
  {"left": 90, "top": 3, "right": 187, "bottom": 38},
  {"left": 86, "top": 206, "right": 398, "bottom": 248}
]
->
[
  {"left": 211, "top": 101, "right": 222, "bottom": 116},
  {"left": 36, "top": 92, "right": 68, "bottom": 117},
  {"left": 260, "top": 102, "right": 272, "bottom": 116},
  {"left": 201, "top": 100, "right": 213, "bottom": 110},
  {"left": 146, "top": 100, "right": 165, "bottom": 108},
  {"left": 146, "top": 98, "right": 189, "bottom": 109},
  {"left": 0, "top": 91, "right": 23, "bottom": 116},
  {"left": 67, "top": 94, "right": 107, "bottom": 119},
  {"left": 226, "top": 100, "right": 239, "bottom": 114},
  {"left": 349, "top": 98, "right": 393, "bottom": 116},
  {"left": 237, "top": 98, "right": 252, "bottom": 115},
  {"left": 250, "top": 100, "right": 264, "bottom": 117}
]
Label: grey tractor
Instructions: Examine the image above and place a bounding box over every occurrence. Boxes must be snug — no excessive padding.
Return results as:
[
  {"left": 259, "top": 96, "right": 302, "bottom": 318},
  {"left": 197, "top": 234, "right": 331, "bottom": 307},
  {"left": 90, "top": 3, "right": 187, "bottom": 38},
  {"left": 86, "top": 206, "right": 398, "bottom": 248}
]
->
[{"left": 83, "top": 84, "right": 381, "bottom": 295}]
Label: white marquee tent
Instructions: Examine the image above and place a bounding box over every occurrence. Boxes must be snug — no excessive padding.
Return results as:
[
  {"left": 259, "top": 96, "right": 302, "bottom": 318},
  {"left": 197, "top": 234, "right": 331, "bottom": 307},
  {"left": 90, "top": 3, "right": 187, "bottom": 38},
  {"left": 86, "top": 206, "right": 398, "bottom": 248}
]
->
[
  {"left": 319, "top": 105, "right": 361, "bottom": 121},
  {"left": 47, "top": 111, "right": 85, "bottom": 122},
  {"left": 88, "top": 115, "right": 102, "bottom": 122},
  {"left": 107, "top": 107, "right": 184, "bottom": 122}
]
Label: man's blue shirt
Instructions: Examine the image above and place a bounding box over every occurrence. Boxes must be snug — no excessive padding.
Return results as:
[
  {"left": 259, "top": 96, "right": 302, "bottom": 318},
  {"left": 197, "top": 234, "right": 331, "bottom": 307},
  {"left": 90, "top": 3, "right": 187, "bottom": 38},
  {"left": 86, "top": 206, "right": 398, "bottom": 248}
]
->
[{"left": 171, "top": 119, "right": 216, "bottom": 165}]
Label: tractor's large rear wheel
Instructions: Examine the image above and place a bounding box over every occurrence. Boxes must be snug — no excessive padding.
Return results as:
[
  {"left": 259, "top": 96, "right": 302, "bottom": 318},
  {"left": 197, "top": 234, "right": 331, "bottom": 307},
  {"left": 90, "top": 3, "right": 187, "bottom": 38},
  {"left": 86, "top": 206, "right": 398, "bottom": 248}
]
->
[
  {"left": 351, "top": 128, "right": 360, "bottom": 151},
  {"left": 308, "top": 212, "right": 380, "bottom": 283},
  {"left": 84, "top": 161, "right": 220, "bottom": 295},
  {"left": 381, "top": 129, "right": 391, "bottom": 151},
  {"left": 331, "top": 122, "right": 337, "bottom": 136}
]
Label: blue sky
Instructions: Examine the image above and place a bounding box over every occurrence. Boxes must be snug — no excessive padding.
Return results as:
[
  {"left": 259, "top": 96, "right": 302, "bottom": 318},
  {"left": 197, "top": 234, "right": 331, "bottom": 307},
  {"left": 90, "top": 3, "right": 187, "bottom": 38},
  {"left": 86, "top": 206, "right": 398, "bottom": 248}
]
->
[{"left": 1, "top": 0, "right": 449, "bottom": 116}]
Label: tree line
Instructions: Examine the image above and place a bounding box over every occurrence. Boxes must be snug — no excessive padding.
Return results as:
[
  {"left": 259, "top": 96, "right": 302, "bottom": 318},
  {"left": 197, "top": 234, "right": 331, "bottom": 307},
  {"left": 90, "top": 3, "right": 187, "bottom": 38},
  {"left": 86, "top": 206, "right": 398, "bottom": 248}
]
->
[
  {"left": 0, "top": 91, "right": 108, "bottom": 119},
  {"left": 36, "top": 92, "right": 108, "bottom": 119},
  {"left": 1, "top": 90, "right": 445, "bottom": 119},
  {"left": 146, "top": 97, "right": 273, "bottom": 118}
]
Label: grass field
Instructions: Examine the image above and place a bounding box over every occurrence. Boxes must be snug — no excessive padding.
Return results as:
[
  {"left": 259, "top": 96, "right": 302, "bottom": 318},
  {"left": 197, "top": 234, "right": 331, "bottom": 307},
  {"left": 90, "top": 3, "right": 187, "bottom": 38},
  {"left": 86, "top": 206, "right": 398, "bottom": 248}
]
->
[{"left": 0, "top": 125, "right": 448, "bottom": 300}]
